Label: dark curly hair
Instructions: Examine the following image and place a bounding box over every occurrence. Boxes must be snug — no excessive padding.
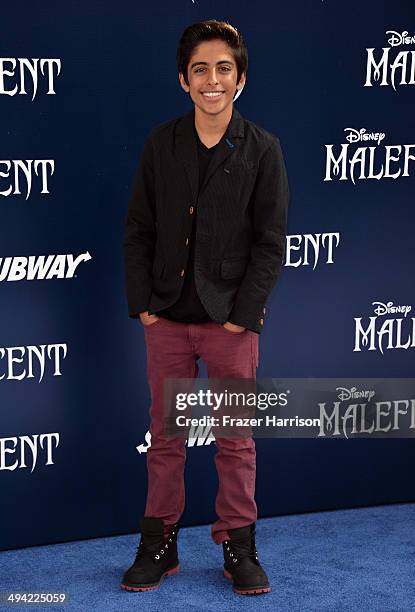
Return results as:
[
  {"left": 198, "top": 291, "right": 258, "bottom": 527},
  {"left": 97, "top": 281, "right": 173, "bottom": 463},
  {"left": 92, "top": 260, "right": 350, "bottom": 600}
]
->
[{"left": 176, "top": 20, "right": 248, "bottom": 87}]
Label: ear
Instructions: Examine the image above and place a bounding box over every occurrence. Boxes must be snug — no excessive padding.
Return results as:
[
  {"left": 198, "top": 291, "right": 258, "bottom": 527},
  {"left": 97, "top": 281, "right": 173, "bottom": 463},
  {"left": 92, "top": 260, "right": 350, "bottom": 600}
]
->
[
  {"left": 178, "top": 72, "right": 190, "bottom": 93},
  {"left": 237, "top": 72, "right": 247, "bottom": 90}
]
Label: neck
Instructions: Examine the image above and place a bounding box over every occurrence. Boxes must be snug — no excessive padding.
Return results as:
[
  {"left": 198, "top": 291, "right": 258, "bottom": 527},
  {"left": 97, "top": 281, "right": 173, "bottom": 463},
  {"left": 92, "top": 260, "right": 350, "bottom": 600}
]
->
[{"left": 194, "top": 104, "right": 233, "bottom": 138}]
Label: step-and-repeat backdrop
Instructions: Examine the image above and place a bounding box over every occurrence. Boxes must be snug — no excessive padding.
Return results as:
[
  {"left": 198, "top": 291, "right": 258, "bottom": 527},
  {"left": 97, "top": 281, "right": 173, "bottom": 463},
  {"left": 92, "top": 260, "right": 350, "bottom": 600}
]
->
[{"left": 1, "top": 1, "right": 414, "bottom": 550}]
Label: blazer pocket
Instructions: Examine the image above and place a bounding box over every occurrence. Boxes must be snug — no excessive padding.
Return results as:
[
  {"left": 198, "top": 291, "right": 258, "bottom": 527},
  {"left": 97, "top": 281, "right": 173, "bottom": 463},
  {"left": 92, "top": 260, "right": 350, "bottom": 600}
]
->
[
  {"left": 221, "top": 257, "right": 249, "bottom": 280},
  {"left": 152, "top": 256, "right": 165, "bottom": 279}
]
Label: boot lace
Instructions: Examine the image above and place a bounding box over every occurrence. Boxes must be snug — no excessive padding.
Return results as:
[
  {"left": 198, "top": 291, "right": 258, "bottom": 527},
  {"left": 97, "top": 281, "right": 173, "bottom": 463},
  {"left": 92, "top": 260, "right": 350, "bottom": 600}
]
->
[
  {"left": 135, "top": 525, "right": 178, "bottom": 562},
  {"left": 223, "top": 527, "right": 259, "bottom": 565}
]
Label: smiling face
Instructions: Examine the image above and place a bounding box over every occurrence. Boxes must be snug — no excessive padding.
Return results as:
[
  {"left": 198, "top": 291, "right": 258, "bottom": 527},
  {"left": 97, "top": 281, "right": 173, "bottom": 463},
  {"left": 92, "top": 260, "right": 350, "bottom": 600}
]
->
[{"left": 179, "top": 39, "right": 246, "bottom": 118}]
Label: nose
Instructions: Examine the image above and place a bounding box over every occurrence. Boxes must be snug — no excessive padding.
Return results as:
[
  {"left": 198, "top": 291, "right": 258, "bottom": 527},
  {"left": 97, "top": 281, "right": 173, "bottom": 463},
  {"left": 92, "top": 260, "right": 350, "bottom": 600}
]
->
[{"left": 207, "top": 68, "right": 219, "bottom": 85}]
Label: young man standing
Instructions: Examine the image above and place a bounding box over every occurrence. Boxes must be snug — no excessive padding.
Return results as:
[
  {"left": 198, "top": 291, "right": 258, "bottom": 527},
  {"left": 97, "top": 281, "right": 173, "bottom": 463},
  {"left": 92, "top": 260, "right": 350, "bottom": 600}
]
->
[{"left": 122, "top": 20, "right": 289, "bottom": 595}]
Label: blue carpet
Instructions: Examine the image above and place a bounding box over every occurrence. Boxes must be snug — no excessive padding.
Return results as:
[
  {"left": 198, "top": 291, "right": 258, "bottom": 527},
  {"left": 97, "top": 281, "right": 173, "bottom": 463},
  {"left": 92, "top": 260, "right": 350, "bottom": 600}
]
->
[{"left": 1, "top": 503, "right": 414, "bottom": 611}]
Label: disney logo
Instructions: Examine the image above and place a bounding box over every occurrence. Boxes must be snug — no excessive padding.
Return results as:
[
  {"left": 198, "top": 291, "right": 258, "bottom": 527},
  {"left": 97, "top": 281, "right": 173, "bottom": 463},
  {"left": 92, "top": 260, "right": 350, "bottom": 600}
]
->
[
  {"left": 336, "top": 387, "right": 375, "bottom": 402},
  {"left": 372, "top": 301, "right": 412, "bottom": 317},
  {"left": 344, "top": 128, "right": 385, "bottom": 145},
  {"left": 386, "top": 30, "right": 415, "bottom": 47}
]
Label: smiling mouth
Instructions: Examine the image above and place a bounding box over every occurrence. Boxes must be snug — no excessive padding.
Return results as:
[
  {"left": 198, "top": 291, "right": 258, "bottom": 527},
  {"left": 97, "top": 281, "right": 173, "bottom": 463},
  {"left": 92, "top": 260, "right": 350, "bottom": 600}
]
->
[{"left": 201, "top": 91, "right": 225, "bottom": 98}]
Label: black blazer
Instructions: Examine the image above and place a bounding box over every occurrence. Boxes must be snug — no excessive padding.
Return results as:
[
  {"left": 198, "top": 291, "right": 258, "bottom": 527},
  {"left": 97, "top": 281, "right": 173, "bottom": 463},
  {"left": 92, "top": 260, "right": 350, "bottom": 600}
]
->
[{"left": 123, "top": 106, "right": 289, "bottom": 334}]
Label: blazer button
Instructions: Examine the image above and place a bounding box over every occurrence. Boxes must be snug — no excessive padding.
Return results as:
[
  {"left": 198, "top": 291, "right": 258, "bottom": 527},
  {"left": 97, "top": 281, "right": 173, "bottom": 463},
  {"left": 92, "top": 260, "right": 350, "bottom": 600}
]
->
[
  {"left": 180, "top": 269, "right": 185, "bottom": 277},
  {"left": 189, "top": 206, "right": 194, "bottom": 214},
  {"left": 259, "top": 318, "right": 264, "bottom": 325},
  {"left": 185, "top": 238, "right": 189, "bottom": 246},
  {"left": 263, "top": 307, "right": 266, "bottom": 315}
]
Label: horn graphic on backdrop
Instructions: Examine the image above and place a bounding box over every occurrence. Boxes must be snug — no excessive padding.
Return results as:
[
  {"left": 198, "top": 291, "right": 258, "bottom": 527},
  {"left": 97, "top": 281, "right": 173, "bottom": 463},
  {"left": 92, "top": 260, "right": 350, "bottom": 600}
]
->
[{"left": 233, "top": 85, "right": 244, "bottom": 101}]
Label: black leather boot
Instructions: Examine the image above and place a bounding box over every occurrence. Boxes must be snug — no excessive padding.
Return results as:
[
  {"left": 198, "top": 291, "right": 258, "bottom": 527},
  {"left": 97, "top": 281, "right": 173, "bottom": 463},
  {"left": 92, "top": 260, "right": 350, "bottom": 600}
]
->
[
  {"left": 222, "top": 522, "right": 271, "bottom": 595},
  {"left": 121, "top": 517, "right": 180, "bottom": 592}
]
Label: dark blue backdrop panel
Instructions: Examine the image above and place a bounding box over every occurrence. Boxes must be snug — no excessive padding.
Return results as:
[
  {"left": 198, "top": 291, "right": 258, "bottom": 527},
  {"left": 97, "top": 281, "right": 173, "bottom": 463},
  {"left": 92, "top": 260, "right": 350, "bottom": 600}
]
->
[{"left": 0, "top": 0, "right": 414, "bottom": 550}]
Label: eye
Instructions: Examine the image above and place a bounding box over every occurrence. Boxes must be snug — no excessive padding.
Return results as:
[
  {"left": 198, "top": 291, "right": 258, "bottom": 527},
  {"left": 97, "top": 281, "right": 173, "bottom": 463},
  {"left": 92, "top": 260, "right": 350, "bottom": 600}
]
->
[{"left": 194, "top": 66, "right": 232, "bottom": 73}]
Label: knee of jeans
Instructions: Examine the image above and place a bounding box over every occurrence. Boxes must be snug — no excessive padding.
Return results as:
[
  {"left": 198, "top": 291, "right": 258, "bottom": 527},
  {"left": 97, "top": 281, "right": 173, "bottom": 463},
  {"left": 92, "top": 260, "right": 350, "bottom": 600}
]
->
[{"left": 148, "top": 433, "right": 186, "bottom": 449}]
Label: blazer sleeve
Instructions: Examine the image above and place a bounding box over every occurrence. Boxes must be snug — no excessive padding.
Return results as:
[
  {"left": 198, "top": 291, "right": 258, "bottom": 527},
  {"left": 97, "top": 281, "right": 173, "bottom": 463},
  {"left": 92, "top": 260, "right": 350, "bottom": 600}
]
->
[
  {"left": 123, "top": 134, "right": 157, "bottom": 318},
  {"left": 228, "top": 136, "right": 289, "bottom": 332}
]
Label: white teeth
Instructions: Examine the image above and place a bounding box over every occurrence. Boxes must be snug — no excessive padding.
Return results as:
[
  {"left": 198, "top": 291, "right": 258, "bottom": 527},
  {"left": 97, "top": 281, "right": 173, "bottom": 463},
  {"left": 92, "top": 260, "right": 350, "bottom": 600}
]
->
[{"left": 202, "top": 92, "right": 223, "bottom": 97}]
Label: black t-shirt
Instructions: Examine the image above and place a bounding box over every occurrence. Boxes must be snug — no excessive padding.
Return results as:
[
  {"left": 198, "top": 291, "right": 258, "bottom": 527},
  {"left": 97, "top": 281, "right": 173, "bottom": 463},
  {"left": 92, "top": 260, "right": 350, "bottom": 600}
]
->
[{"left": 156, "top": 124, "right": 220, "bottom": 323}]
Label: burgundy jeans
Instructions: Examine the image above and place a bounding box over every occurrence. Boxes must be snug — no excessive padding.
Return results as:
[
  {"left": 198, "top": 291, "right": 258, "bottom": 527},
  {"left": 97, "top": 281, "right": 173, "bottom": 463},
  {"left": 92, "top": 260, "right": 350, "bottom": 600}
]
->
[{"left": 142, "top": 317, "right": 259, "bottom": 545}]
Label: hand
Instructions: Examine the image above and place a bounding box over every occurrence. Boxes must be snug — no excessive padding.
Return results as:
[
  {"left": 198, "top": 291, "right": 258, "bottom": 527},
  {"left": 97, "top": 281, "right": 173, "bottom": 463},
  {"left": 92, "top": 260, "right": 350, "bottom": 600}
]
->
[
  {"left": 222, "top": 321, "right": 246, "bottom": 333},
  {"left": 139, "top": 311, "right": 160, "bottom": 326}
]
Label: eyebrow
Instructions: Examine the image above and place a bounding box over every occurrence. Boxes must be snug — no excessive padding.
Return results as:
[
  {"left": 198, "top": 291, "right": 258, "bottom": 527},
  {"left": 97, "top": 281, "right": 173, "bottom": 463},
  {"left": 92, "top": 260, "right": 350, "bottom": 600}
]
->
[{"left": 190, "top": 60, "right": 234, "bottom": 69}]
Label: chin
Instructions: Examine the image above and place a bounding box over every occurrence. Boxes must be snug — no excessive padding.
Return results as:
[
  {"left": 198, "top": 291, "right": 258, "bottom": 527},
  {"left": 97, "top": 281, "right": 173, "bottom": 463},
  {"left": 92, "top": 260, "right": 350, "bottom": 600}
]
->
[{"left": 198, "top": 97, "right": 231, "bottom": 111}]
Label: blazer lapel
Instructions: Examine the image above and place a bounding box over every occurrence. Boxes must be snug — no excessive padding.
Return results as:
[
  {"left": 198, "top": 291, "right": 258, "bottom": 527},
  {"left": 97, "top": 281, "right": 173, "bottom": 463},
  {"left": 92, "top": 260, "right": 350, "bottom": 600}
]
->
[{"left": 175, "top": 106, "right": 245, "bottom": 202}]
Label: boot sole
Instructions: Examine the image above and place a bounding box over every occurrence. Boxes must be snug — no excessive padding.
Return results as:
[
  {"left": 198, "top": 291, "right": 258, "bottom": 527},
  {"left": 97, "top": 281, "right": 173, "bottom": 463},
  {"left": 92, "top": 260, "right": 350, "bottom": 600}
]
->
[
  {"left": 121, "top": 563, "right": 180, "bottom": 592},
  {"left": 223, "top": 569, "right": 271, "bottom": 595}
]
